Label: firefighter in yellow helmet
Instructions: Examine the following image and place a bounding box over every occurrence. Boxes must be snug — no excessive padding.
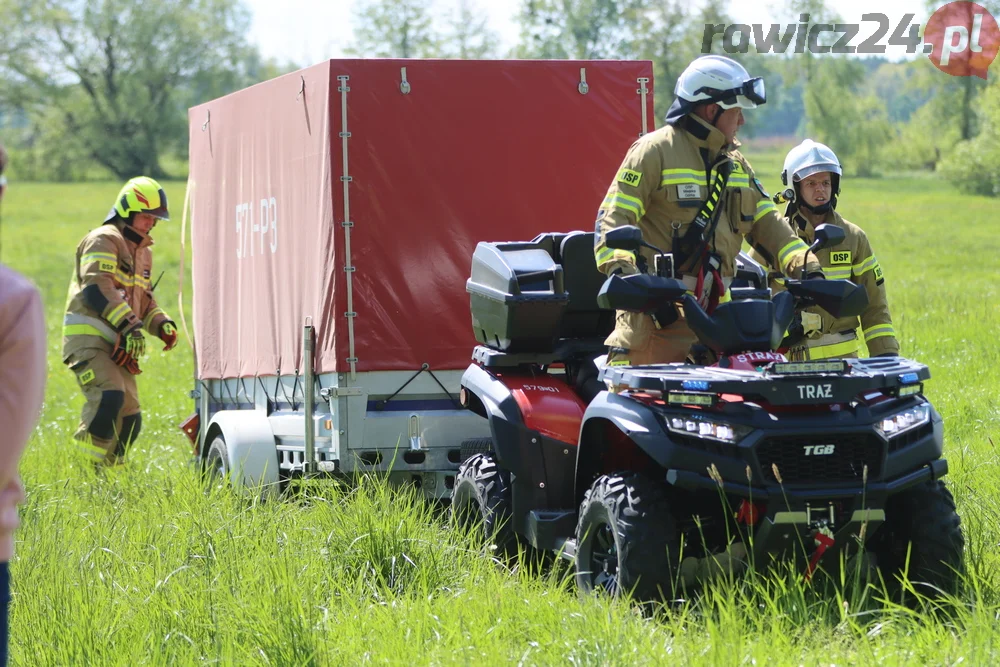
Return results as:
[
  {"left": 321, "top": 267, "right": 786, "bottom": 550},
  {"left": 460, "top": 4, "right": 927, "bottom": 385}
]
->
[
  {"left": 750, "top": 140, "right": 899, "bottom": 360},
  {"left": 62, "top": 176, "right": 179, "bottom": 465},
  {"left": 593, "top": 55, "right": 823, "bottom": 366}
]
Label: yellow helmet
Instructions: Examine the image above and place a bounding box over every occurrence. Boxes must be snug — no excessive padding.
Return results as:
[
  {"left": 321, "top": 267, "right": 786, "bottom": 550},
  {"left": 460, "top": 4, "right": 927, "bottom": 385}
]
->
[{"left": 104, "top": 176, "right": 169, "bottom": 223}]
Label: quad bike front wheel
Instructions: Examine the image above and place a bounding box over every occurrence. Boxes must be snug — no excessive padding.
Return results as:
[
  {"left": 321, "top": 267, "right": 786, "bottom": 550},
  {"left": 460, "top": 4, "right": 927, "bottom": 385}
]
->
[
  {"left": 451, "top": 453, "right": 516, "bottom": 555},
  {"left": 868, "top": 479, "right": 965, "bottom": 601},
  {"left": 574, "top": 473, "right": 681, "bottom": 600}
]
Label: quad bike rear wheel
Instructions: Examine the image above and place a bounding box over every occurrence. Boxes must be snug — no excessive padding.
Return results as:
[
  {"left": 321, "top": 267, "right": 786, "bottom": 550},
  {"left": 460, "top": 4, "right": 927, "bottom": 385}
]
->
[
  {"left": 451, "top": 453, "right": 516, "bottom": 555},
  {"left": 574, "top": 472, "right": 681, "bottom": 600},
  {"left": 869, "top": 480, "right": 965, "bottom": 601}
]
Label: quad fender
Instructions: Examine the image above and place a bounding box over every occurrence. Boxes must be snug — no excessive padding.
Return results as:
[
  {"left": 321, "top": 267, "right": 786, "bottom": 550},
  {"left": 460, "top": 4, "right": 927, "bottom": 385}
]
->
[
  {"left": 460, "top": 363, "right": 577, "bottom": 528},
  {"left": 461, "top": 363, "right": 523, "bottom": 425},
  {"left": 575, "top": 391, "right": 666, "bottom": 503},
  {"left": 205, "top": 410, "right": 281, "bottom": 493}
]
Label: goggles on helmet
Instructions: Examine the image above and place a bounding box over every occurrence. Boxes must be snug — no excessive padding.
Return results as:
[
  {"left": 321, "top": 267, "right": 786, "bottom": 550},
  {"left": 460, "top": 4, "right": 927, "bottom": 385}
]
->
[{"left": 696, "top": 77, "right": 766, "bottom": 109}]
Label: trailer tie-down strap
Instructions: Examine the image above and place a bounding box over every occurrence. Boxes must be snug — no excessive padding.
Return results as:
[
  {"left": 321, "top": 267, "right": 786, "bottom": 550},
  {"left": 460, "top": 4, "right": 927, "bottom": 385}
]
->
[{"left": 374, "top": 363, "right": 460, "bottom": 411}]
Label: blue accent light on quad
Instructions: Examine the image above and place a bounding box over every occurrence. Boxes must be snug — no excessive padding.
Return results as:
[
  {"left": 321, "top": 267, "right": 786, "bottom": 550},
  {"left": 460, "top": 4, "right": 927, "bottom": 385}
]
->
[
  {"left": 899, "top": 372, "right": 919, "bottom": 384},
  {"left": 682, "top": 380, "right": 710, "bottom": 391}
]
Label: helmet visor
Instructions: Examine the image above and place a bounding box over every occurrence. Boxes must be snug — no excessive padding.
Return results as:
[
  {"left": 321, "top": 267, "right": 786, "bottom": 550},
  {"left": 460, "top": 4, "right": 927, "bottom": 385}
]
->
[
  {"left": 793, "top": 163, "right": 839, "bottom": 182},
  {"left": 143, "top": 188, "right": 170, "bottom": 221}
]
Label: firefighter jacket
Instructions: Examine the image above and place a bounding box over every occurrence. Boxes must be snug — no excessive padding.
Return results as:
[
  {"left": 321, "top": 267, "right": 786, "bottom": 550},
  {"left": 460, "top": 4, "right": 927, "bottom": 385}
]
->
[
  {"left": 750, "top": 210, "right": 899, "bottom": 357},
  {"left": 62, "top": 221, "right": 171, "bottom": 361},
  {"left": 594, "top": 113, "right": 822, "bottom": 351}
]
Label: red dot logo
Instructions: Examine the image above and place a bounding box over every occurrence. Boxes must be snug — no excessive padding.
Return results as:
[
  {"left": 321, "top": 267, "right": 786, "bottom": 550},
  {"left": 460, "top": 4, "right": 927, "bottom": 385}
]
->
[{"left": 924, "top": 1, "right": 999, "bottom": 78}]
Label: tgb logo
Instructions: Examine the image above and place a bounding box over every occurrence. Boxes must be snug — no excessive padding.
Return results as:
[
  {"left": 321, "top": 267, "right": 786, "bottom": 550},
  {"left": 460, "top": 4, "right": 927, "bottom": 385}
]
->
[
  {"left": 797, "top": 383, "right": 833, "bottom": 399},
  {"left": 804, "top": 444, "right": 836, "bottom": 456},
  {"left": 924, "top": 1, "right": 999, "bottom": 78}
]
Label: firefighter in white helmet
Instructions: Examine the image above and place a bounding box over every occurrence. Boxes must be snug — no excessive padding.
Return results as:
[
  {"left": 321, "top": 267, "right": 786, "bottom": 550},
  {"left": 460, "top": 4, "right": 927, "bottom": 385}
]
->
[
  {"left": 751, "top": 140, "right": 899, "bottom": 359},
  {"left": 62, "top": 176, "right": 179, "bottom": 465},
  {"left": 593, "top": 55, "right": 823, "bottom": 366}
]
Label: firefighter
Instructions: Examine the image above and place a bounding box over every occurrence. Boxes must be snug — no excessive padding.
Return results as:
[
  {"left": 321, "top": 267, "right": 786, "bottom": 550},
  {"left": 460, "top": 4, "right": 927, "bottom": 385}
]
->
[
  {"left": 62, "top": 176, "right": 179, "bottom": 465},
  {"left": 751, "top": 140, "right": 898, "bottom": 360},
  {"left": 594, "top": 55, "right": 824, "bottom": 366}
]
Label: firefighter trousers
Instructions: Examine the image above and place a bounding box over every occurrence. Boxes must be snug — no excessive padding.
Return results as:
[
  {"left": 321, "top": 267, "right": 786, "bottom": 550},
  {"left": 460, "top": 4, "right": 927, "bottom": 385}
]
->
[
  {"left": 66, "top": 347, "right": 141, "bottom": 464},
  {"left": 606, "top": 318, "right": 699, "bottom": 366}
]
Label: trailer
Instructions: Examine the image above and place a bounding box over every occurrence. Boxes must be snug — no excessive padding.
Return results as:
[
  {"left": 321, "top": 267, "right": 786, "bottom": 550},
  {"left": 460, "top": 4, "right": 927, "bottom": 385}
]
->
[{"left": 182, "top": 58, "right": 654, "bottom": 497}]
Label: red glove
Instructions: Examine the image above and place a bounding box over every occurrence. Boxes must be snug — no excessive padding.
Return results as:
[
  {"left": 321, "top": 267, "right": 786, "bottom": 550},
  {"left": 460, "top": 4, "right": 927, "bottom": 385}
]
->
[
  {"left": 111, "top": 334, "right": 142, "bottom": 375},
  {"left": 159, "top": 321, "right": 178, "bottom": 351}
]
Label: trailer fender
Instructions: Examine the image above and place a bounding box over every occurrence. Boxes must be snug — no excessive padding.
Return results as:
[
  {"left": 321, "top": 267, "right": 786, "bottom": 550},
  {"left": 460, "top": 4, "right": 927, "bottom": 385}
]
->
[{"left": 205, "top": 410, "right": 280, "bottom": 491}]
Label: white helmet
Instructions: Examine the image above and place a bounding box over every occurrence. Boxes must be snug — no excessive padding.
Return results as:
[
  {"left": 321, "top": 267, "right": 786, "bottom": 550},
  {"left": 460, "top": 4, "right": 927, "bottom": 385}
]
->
[
  {"left": 781, "top": 139, "right": 842, "bottom": 186},
  {"left": 674, "top": 55, "right": 766, "bottom": 109},
  {"left": 781, "top": 139, "right": 842, "bottom": 212}
]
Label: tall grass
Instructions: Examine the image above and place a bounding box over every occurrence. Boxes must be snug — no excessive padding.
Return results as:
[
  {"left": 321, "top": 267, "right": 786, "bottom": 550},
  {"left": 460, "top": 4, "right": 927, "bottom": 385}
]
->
[{"left": 2, "top": 171, "right": 999, "bottom": 664}]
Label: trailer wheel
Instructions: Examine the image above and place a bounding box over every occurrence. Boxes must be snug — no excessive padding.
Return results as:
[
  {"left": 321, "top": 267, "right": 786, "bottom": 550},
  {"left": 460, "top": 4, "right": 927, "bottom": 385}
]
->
[
  {"left": 575, "top": 472, "right": 681, "bottom": 601},
  {"left": 204, "top": 435, "right": 230, "bottom": 485},
  {"left": 869, "top": 480, "right": 965, "bottom": 602},
  {"left": 451, "top": 453, "right": 515, "bottom": 556}
]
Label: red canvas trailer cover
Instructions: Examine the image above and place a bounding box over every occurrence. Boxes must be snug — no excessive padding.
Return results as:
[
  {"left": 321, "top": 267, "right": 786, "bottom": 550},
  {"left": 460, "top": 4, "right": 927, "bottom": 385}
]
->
[{"left": 188, "top": 58, "right": 653, "bottom": 380}]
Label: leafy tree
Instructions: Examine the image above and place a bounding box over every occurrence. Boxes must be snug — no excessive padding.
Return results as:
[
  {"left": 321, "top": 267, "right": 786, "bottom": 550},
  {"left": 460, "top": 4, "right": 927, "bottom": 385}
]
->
[
  {"left": 512, "top": 0, "right": 648, "bottom": 59},
  {"left": 509, "top": 0, "right": 809, "bottom": 136},
  {"left": 881, "top": 100, "right": 961, "bottom": 171},
  {"left": 347, "top": 0, "right": 441, "bottom": 58},
  {"left": 803, "top": 60, "right": 893, "bottom": 176},
  {"left": 0, "top": 0, "right": 264, "bottom": 180},
  {"left": 347, "top": 0, "right": 500, "bottom": 59},
  {"left": 447, "top": 0, "right": 500, "bottom": 58},
  {"left": 939, "top": 76, "right": 1000, "bottom": 196},
  {"left": 634, "top": 0, "right": 714, "bottom": 121}
]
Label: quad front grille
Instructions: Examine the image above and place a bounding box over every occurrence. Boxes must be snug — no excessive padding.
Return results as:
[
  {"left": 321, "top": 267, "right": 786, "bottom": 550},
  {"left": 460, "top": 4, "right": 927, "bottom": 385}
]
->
[{"left": 757, "top": 433, "right": 884, "bottom": 485}]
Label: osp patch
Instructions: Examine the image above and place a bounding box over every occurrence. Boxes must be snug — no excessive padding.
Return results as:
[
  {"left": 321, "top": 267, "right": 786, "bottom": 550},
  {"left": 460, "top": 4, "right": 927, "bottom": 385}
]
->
[{"left": 617, "top": 169, "right": 642, "bottom": 187}]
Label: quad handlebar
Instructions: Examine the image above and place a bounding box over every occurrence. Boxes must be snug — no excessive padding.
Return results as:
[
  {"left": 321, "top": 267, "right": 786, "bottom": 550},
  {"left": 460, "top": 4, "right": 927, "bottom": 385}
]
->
[{"left": 596, "top": 224, "right": 869, "bottom": 355}]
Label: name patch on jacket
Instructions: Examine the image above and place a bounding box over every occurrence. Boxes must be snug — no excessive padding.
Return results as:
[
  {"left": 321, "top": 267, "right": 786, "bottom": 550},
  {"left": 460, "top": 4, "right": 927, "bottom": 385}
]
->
[
  {"left": 874, "top": 263, "right": 884, "bottom": 285},
  {"left": 99, "top": 261, "right": 116, "bottom": 273},
  {"left": 617, "top": 169, "right": 642, "bottom": 187},
  {"left": 830, "top": 251, "right": 851, "bottom": 264},
  {"left": 677, "top": 184, "right": 701, "bottom": 199}
]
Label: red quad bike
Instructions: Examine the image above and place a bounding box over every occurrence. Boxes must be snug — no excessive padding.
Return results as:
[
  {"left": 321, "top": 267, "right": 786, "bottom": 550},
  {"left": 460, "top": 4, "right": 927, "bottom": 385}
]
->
[{"left": 452, "top": 224, "right": 964, "bottom": 601}]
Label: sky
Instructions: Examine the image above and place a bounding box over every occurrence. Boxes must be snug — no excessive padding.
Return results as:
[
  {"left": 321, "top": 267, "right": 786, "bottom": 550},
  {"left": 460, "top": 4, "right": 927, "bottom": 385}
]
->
[{"left": 246, "top": 0, "right": 935, "bottom": 67}]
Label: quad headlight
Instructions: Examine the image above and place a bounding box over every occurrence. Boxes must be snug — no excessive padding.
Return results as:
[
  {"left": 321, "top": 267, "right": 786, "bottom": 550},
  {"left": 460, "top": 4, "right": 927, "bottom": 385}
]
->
[
  {"left": 666, "top": 416, "right": 751, "bottom": 443},
  {"left": 875, "top": 404, "right": 931, "bottom": 438}
]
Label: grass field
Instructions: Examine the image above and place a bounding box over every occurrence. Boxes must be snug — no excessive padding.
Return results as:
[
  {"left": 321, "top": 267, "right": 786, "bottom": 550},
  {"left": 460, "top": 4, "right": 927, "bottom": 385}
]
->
[{"left": 3, "top": 149, "right": 1000, "bottom": 665}]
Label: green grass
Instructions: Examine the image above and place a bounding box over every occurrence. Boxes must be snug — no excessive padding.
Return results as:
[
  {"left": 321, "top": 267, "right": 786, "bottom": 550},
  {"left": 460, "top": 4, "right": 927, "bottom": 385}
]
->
[{"left": 2, "top": 171, "right": 1000, "bottom": 665}]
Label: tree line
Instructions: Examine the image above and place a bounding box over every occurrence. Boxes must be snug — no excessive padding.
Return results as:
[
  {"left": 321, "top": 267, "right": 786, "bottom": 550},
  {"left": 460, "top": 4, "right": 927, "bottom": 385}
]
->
[{"left": 1, "top": 0, "right": 998, "bottom": 196}]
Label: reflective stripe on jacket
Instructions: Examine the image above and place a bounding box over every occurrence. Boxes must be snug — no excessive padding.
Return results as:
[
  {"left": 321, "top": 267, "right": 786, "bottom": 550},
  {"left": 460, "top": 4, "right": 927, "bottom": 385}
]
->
[
  {"left": 593, "top": 113, "right": 821, "bottom": 352},
  {"left": 62, "top": 221, "right": 170, "bottom": 360},
  {"left": 751, "top": 210, "right": 899, "bottom": 357}
]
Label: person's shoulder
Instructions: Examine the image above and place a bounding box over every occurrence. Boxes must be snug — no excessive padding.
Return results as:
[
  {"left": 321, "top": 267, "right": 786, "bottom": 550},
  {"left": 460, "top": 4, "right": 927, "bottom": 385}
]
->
[
  {"left": 832, "top": 212, "right": 868, "bottom": 242},
  {"left": 728, "top": 148, "right": 756, "bottom": 173},
  {"left": 639, "top": 124, "right": 689, "bottom": 149},
  {"left": 81, "top": 223, "right": 124, "bottom": 247}
]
